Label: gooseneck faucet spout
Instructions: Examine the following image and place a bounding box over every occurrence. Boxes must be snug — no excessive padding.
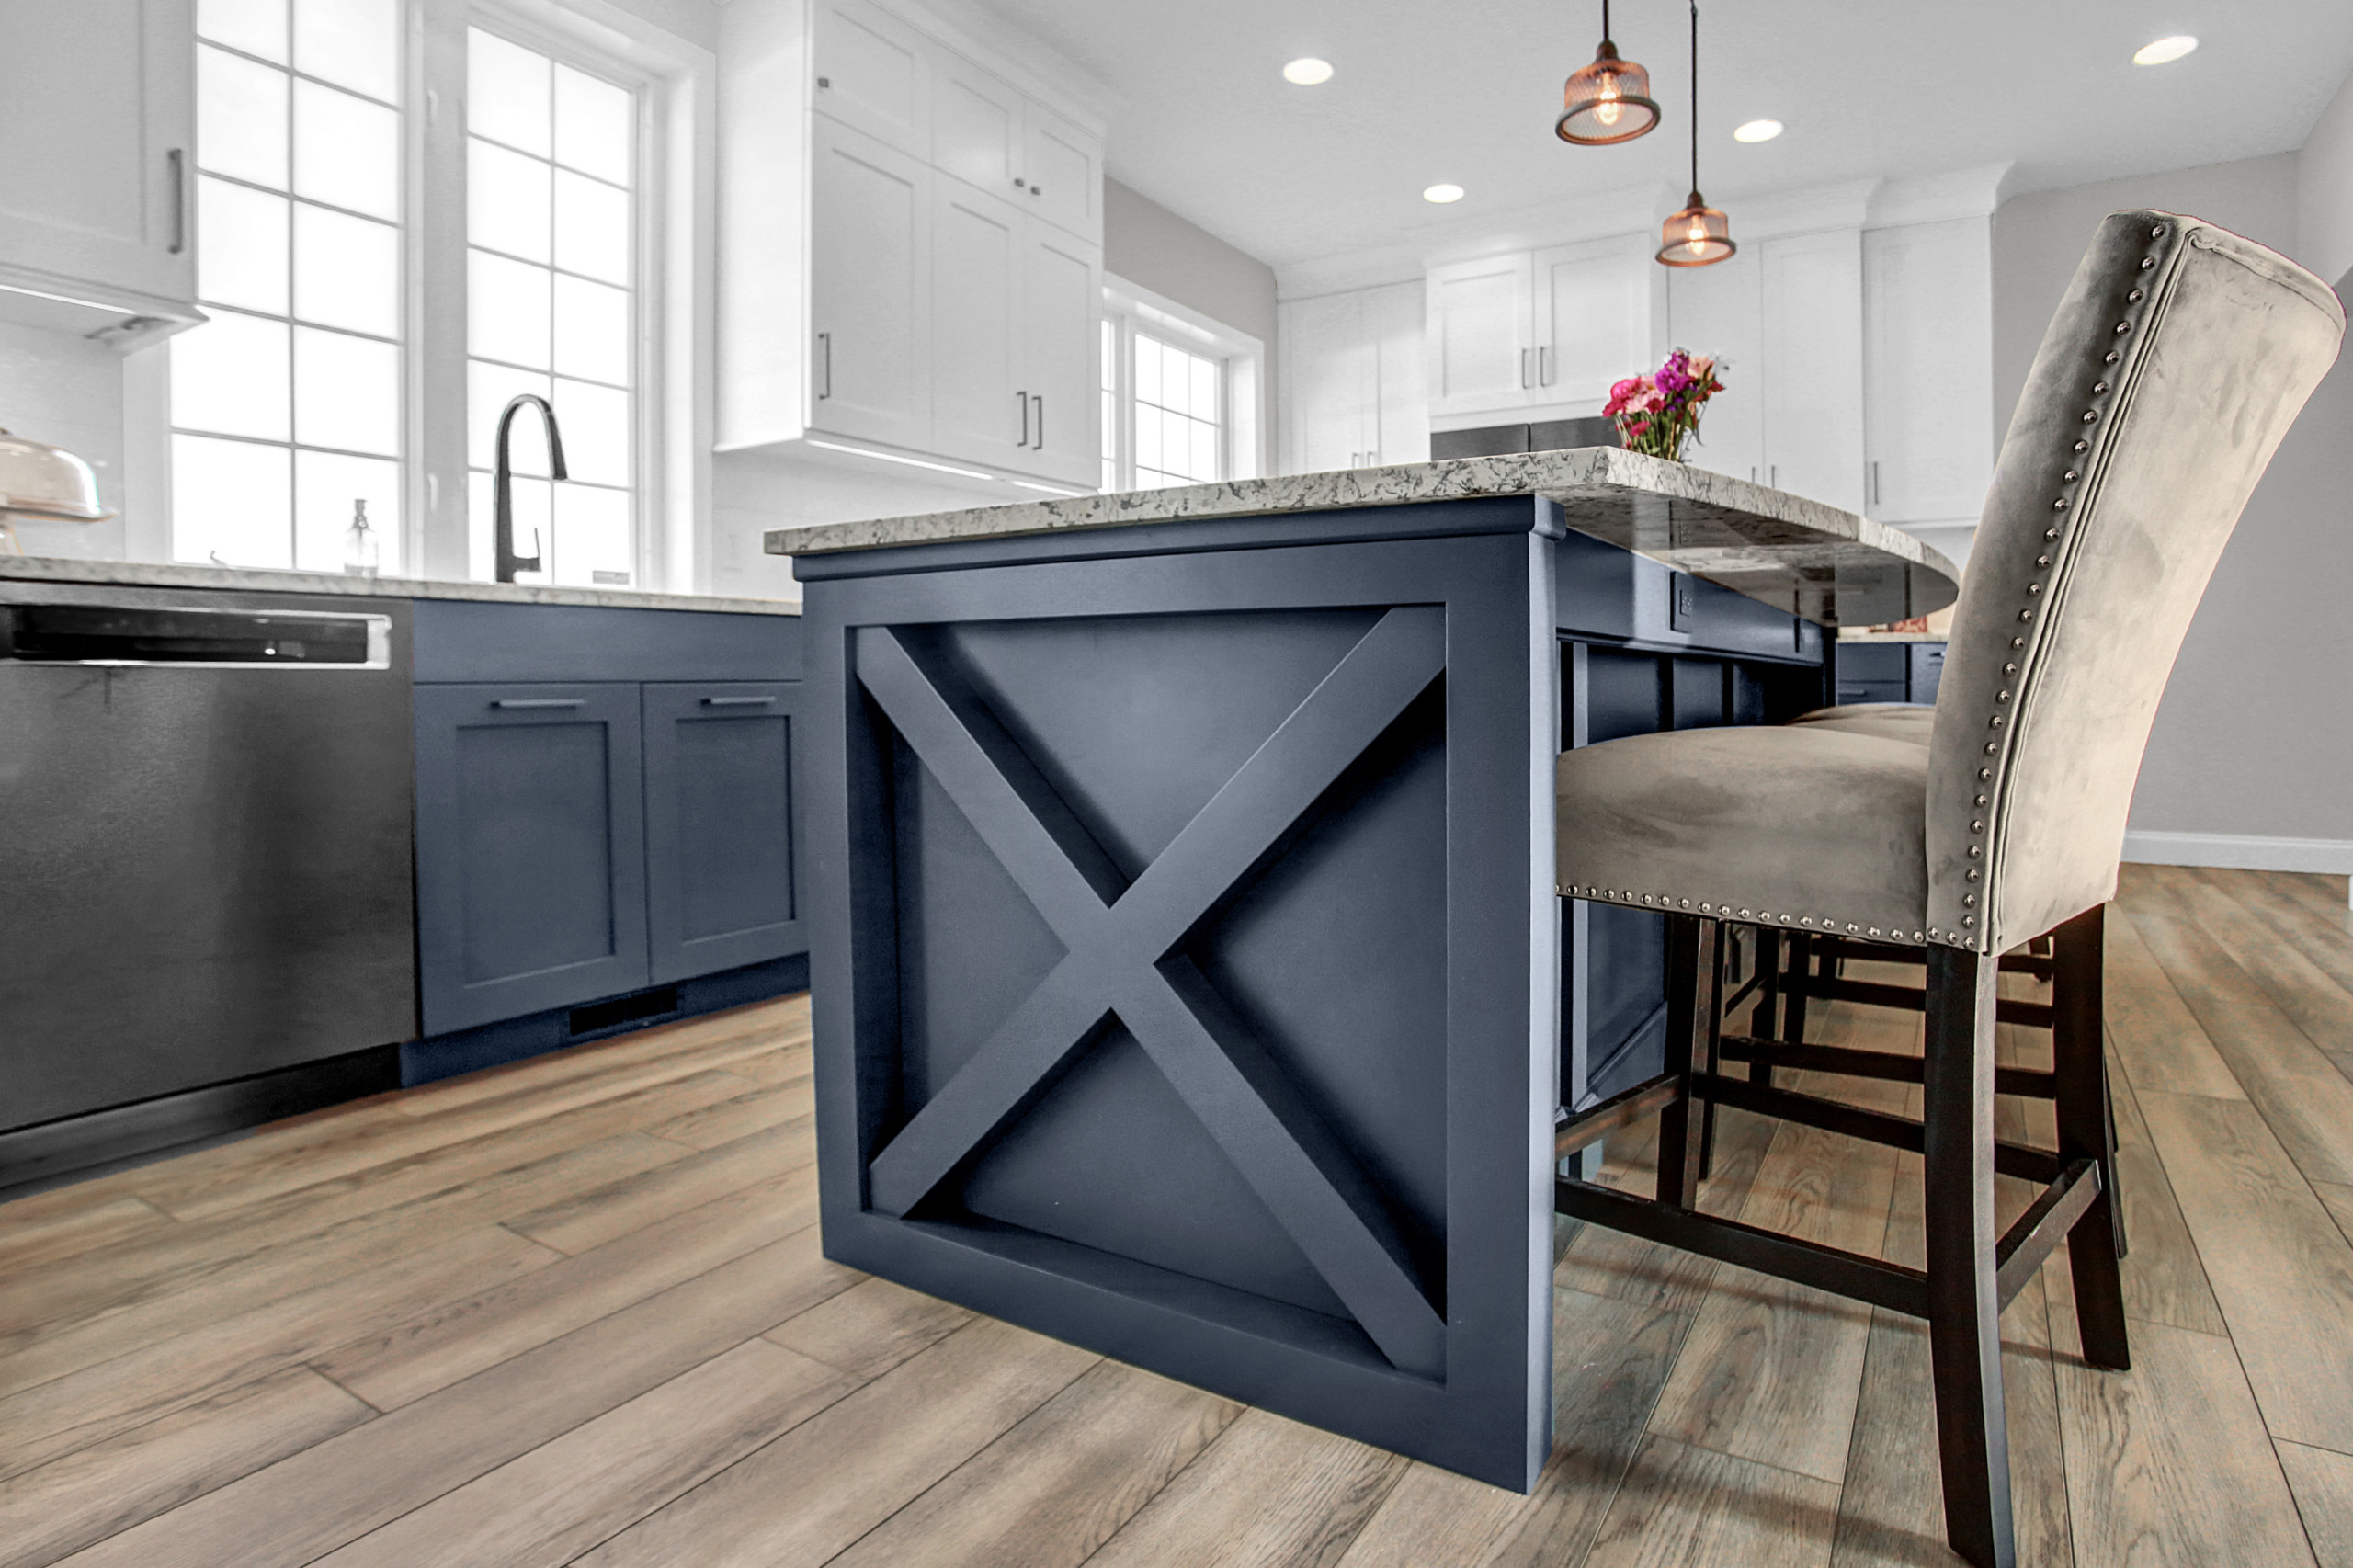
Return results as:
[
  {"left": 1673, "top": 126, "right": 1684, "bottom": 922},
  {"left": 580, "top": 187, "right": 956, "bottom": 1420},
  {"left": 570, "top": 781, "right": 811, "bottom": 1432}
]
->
[{"left": 493, "top": 394, "right": 568, "bottom": 583}]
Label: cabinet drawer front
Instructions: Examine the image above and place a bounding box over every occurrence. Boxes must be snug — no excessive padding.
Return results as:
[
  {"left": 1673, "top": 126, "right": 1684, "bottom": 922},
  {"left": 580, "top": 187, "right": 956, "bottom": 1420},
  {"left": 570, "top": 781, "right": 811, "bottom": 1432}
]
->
[
  {"left": 415, "top": 683, "right": 648, "bottom": 1034},
  {"left": 643, "top": 682, "right": 805, "bottom": 983}
]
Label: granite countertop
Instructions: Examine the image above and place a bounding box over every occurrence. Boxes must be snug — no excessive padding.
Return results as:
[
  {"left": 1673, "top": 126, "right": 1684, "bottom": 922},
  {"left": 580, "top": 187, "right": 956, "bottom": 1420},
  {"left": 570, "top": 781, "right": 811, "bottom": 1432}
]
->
[
  {"left": 0, "top": 556, "right": 801, "bottom": 616},
  {"left": 761, "top": 449, "right": 1960, "bottom": 627}
]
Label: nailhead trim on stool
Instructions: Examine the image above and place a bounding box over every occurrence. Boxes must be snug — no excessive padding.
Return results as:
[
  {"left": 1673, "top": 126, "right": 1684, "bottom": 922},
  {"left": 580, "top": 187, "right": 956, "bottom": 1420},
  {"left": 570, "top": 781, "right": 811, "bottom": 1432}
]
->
[{"left": 1930, "top": 218, "right": 2177, "bottom": 949}]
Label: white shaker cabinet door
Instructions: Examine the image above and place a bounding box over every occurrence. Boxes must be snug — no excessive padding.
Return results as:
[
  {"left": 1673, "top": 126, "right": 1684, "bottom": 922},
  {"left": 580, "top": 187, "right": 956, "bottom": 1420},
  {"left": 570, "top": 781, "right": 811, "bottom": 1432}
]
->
[
  {"left": 1530, "top": 238, "right": 1650, "bottom": 410},
  {"left": 1864, "top": 218, "right": 1994, "bottom": 524},
  {"left": 1280, "top": 291, "right": 1371, "bottom": 474},
  {"left": 1020, "top": 103, "right": 1101, "bottom": 241},
  {"left": 810, "top": 119, "right": 930, "bottom": 449},
  {"left": 1760, "top": 229, "right": 1865, "bottom": 511},
  {"left": 1368, "top": 281, "right": 1429, "bottom": 467},
  {"left": 1016, "top": 219, "right": 1101, "bottom": 486},
  {"left": 1668, "top": 249, "right": 1764, "bottom": 484},
  {"left": 0, "top": 0, "right": 195, "bottom": 310},
  {"left": 1426, "top": 253, "right": 1534, "bottom": 418},
  {"left": 930, "top": 51, "right": 1023, "bottom": 200},
  {"left": 813, "top": 0, "right": 929, "bottom": 154},
  {"left": 928, "top": 177, "right": 1025, "bottom": 470}
]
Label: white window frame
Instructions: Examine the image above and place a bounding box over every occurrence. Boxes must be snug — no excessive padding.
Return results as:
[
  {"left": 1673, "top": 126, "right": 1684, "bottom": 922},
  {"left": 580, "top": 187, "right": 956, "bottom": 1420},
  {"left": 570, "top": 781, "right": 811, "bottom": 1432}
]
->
[
  {"left": 133, "top": 0, "right": 714, "bottom": 590},
  {"left": 413, "top": 0, "right": 714, "bottom": 589},
  {"left": 1099, "top": 273, "right": 1263, "bottom": 493}
]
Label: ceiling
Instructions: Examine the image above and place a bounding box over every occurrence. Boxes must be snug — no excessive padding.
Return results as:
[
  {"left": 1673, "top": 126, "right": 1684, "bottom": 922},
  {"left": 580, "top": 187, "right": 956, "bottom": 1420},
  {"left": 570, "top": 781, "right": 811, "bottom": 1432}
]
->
[{"left": 972, "top": 0, "right": 2353, "bottom": 269}]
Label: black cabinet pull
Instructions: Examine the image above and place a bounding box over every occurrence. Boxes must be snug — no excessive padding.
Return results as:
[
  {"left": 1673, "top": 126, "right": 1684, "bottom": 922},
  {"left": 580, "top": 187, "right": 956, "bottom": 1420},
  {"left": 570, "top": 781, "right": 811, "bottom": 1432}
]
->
[
  {"left": 167, "top": 149, "right": 188, "bottom": 255},
  {"left": 701, "top": 695, "right": 776, "bottom": 707},
  {"left": 492, "top": 698, "right": 585, "bottom": 710}
]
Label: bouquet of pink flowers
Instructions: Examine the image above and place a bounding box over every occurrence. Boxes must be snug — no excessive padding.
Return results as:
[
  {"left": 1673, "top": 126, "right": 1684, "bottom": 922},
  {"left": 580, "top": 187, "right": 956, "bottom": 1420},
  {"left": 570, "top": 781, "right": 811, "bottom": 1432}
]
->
[{"left": 1604, "top": 349, "right": 1724, "bottom": 461}]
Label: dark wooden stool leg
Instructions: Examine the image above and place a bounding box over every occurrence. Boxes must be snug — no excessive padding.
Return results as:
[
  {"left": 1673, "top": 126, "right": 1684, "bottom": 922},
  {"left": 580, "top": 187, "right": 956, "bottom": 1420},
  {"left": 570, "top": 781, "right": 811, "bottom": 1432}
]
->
[
  {"left": 1655, "top": 914, "right": 1708, "bottom": 1209},
  {"left": 1924, "top": 945, "right": 2017, "bottom": 1568},
  {"left": 2053, "top": 905, "right": 2131, "bottom": 1370},
  {"left": 1779, "top": 931, "right": 1814, "bottom": 1057},
  {"left": 1750, "top": 926, "right": 1782, "bottom": 1088},
  {"left": 1699, "top": 924, "right": 1726, "bottom": 1179}
]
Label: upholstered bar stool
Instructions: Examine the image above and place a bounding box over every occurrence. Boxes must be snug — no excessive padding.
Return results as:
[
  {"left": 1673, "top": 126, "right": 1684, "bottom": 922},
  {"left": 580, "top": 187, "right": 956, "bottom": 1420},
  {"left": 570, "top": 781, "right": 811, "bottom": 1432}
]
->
[{"left": 1551, "top": 211, "right": 2343, "bottom": 1568}]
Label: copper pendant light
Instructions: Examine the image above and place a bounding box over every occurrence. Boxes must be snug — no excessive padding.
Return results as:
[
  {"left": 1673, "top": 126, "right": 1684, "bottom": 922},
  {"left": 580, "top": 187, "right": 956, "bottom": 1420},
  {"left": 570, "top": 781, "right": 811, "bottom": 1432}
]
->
[
  {"left": 1656, "top": 0, "right": 1734, "bottom": 267},
  {"left": 1558, "top": 0, "right": 1660, "bottom": 144}
]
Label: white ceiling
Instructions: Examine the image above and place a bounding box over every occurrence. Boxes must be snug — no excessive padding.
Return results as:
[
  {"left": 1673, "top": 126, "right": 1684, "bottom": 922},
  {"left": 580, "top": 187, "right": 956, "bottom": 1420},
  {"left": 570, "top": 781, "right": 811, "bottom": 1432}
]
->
[{"left": 971, "top": 0, "right": 2353, "bottom": 269}]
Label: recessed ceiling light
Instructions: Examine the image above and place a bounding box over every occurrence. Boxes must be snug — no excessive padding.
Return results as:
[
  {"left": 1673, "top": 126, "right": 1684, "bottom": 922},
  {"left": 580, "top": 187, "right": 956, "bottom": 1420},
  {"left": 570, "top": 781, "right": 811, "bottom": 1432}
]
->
[
  {"left": 2133, "top": 36, "right": 2198, "bottom": 65},
  {"left": 1282, "top": 58, "right": 1334, "bottom": 85},
  {"left": 1423, "top": 183, "right": 1465, "bottom": 204},
  {"left": 1733, "top": 119, "right": 1783, "bottom": 142}
]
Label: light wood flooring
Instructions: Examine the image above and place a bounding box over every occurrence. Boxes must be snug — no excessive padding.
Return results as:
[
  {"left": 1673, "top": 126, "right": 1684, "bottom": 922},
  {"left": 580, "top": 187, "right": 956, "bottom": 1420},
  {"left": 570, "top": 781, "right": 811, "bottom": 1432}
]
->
[{"left": 4, "top": 864, "right": 2351, "bottom": 1566}]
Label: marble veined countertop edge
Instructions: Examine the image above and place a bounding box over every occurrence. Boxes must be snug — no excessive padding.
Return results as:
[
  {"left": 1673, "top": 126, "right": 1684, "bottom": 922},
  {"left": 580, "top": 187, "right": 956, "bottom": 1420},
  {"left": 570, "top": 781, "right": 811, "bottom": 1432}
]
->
[
  {"left": 0, "top": 556, "right": 802, "bottom": 616},
  {"left": 760, "top": 448, "right": 1961, "bottom": 593}
]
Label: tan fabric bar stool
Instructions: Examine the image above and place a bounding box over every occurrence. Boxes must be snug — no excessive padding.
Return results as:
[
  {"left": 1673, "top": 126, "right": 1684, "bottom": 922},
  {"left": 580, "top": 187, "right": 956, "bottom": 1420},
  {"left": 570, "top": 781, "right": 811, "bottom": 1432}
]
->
[{"left": 1552, "top": 211, "right": 2343, "bottom": 1568}]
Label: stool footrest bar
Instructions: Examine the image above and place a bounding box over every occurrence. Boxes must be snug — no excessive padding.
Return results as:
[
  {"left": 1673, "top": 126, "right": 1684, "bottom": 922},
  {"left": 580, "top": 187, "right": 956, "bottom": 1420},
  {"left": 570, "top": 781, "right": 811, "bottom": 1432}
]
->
[
  {"left": 1995, "top": 1156, "right": 2102, "bottom": 1308},
  {"left": 1696, "top": 1071, "right": 2066, "bottom": 1184},
  {"left": 1555, "top": 1176, "right": 1931, "bottom": 1317},
  {"left": 1717, "top": 1037, "right": 2058, "bottom": 1099},
  {"left": 1555, "top": 1071, "right": 1683, "bottom": 1159}
]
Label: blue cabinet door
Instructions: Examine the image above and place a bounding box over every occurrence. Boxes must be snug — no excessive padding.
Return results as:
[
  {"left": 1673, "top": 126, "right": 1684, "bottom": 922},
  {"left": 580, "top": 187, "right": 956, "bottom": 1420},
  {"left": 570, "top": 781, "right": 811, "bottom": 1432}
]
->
[
  {"left": 642, "top": 681, "right": 805, "bottom": 984},
  {"left": 415, "top": 683, "right": 649, "bottom": 1034}
]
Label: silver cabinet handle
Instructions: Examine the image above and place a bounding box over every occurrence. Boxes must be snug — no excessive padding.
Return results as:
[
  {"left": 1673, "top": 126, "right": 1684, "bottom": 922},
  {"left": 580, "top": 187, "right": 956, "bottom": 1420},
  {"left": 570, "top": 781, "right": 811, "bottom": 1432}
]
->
[
  {"left": 1870, "top": 460, "right": 1881, "bottom": 506},
  {"left": 1033, "top": 394, "right": 1043, "bottom": 449},
  {"left": 1017, "top": 389, "right": 1030, "bottom": 448},
  {"left": 702, "top": 695, "right": 776, "bottom": 707},
  {"left": 1770, "top": 464, "right": 1779, "bottom": 488},
  {"left": 1031, "top": 185, "right": 1042, "bottom": 198},
  {"left": 1539, "top": 345, "right": 1552, "bottom": 385},
  {"left": 817, "top": 331, "right": 832, "bottom": 399},
  {"left": 1519, "top": 347, "right": 1530, "bottom": 389},
  {"left": 1014, "top": 177, "right": 1026, "bottom": 190},
  {"left": 493, "top": 698, "right": 584, "bottom": 710},
  {"left": 167, "top": 149, "right": 188, "bottom": 255}
]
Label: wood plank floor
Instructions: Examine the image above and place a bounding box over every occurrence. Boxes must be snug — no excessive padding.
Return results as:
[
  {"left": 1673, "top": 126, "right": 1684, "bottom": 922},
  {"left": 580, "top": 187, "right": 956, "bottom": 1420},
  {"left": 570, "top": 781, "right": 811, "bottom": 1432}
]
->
[{"left": 5, "top": 866, "right": 2349, "bottom": 1567}]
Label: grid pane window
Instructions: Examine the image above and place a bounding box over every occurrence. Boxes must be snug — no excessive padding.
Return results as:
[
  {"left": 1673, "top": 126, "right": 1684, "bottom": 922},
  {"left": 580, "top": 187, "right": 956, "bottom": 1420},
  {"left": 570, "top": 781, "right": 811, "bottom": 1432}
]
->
[
  {"left": 465, "top": 28, "right": 639, "bottom": 587},
  {"left": 1131, "top": 332, "right": 1222, "bottom": 489},
  {"left": 172, "top": 0, "right": 402, "bottom": 572}
]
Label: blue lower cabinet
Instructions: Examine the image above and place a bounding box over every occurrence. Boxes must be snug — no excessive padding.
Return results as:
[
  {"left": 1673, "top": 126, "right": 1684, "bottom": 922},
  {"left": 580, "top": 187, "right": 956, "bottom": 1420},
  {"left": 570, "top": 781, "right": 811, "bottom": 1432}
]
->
[
  {"left": 415, "top": 683, "right": 651, "bottom": 1035},
  {"left": 643, "top": 682, "right": 805, "bottom": 984}
]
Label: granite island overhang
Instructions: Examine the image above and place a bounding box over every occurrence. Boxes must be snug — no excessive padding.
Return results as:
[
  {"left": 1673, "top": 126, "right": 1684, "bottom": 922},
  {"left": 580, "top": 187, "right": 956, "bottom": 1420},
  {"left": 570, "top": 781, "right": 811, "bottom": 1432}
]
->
[{"left": 766, "top": 450, "right": 1960, "bottom": 1492}]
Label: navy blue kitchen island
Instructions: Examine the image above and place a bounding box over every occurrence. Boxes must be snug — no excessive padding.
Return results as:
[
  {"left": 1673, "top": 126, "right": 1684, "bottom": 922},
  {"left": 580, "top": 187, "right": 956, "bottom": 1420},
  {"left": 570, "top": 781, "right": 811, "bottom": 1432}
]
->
[{"left": 766, "top": 449, "right": 1958, "bottom": 1491}]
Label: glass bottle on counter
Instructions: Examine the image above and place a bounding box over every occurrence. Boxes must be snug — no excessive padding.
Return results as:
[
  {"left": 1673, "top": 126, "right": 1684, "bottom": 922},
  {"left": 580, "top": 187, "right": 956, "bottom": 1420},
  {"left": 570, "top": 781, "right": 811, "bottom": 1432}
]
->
[{"left": 343, "top": 499, "right": 380, "bottom": 577}]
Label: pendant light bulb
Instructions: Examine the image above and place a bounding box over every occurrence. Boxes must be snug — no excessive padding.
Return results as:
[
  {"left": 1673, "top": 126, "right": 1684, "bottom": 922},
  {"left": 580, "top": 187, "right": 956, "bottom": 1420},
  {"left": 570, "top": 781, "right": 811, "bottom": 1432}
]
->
[
  {"left": 1655, "top": 1, "right": 1735, "bottom": 267},
  {"left": 1558, "top": 0, "right": 1659, "bottom": 144}
]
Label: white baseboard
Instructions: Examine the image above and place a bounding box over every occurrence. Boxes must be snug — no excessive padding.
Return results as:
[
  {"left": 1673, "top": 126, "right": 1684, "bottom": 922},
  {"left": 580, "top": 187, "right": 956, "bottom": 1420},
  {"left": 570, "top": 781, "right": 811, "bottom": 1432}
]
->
[{"left": 2122, "top": 830, "right": 2353, "bottom": 875}]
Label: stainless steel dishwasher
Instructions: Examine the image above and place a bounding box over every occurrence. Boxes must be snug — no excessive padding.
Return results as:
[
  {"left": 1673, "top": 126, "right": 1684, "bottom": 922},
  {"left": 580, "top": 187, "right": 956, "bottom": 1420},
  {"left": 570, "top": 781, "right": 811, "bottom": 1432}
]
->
[{"left": 0, "top": 582, "right": 418, "bottom": 1191}]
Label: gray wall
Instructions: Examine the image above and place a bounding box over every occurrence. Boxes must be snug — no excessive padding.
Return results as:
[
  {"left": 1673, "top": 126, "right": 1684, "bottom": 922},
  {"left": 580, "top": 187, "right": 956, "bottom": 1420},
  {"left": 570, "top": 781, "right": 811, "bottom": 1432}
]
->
[
  {"left": 1993, "top": 154, "right": 2353, "bottom": 850},
  {"left": 1104, "top": 177, "right": 1279, "bottom": 467}
]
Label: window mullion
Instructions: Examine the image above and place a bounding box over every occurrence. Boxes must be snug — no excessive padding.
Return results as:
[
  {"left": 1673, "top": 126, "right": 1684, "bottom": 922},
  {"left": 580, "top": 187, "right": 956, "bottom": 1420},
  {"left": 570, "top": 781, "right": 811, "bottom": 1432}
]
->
[{"left": 404, "top": 0, "right": 468, "bottom": 580}]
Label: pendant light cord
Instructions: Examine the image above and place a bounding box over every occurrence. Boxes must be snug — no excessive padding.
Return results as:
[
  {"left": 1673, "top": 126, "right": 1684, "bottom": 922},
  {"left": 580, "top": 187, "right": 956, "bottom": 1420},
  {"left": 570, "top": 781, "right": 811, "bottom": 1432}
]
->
[{"left": 1688, "top": 0, "right": 1699, "bottom": 193}]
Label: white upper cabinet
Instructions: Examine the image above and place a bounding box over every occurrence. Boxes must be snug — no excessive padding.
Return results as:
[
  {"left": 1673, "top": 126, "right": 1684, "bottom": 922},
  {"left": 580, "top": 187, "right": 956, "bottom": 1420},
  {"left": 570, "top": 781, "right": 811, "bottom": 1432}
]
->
[
  {"left": 1017, "top": 220, "right": 1102, "bottom": 485},
  {"left": 930, "top": 50, "right": 1023, "bottom": 197},
  {"left": 1280, "top": 281, "right": 1427, "bottom": 474},
  {"left": 1427, "top": 238, "right": 1656, "bottom": 423},
  {"left": 1666, "top": 229, "right": 1864, "bottom": 511},
  {"left": 811, "top": 118, "right": 930, "bottom": 449},
  {"left": 927, "top": 55, "right": 1099, "bottom": 241},
  {"left": 1530, "top": 238, "right": 1652, "bottom": 408},
  {"left": 1369, "top": 281, "right": 1429, "bottom": 468},
  {"left": 722, "top": 0, "right": 1106, "bottom": 480},
  {"left": 1283, "top": 291, "right": 1376, "bottom": 472},
  {"left": 1760, "top": 230, "right": 1865, "bottom": 512},
  {"left": 927, "top": 176, "right": 1023, "bottom": 466},
  {"left": 813, "top": 0, "right": 929, "bottom": 153},
  {"left": 1864, "top": 217, "right": 1994, "bottom": 525},
  {"left": 1426, "top": 253, "right": 1533, "bottom": 418},
  {"left": 1020, "top": 103, "right": 1100, "bottom": 241},
  {"left": 0, "top": 0, "right": 197, "bottom": 319},
  {"left": 1666, "top": 250, "right": 1765, "bottom": 483}
]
